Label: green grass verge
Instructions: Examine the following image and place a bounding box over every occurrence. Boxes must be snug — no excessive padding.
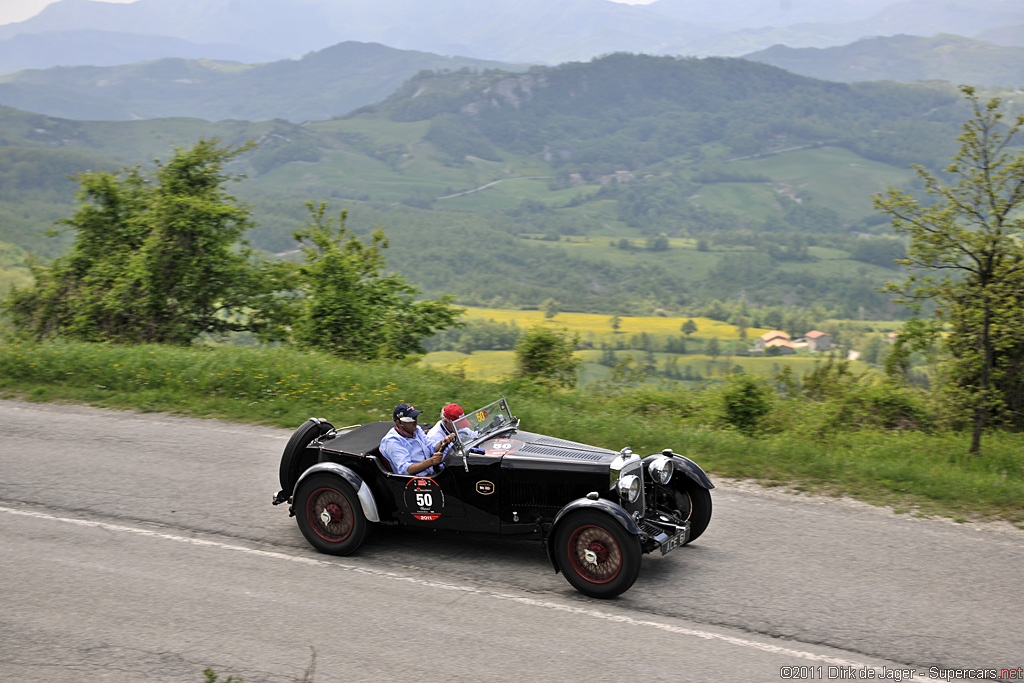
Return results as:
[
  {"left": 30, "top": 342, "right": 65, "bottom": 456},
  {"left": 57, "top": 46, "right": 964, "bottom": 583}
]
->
[{"left": 1, "top": 341, "right": 1021, "bottom": 526}]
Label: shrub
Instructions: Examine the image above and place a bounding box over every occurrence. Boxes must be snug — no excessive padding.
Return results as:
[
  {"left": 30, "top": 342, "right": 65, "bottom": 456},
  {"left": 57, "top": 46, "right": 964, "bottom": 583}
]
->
[{"left": 722, "top": 374, "right": 773, "bottom": 435}]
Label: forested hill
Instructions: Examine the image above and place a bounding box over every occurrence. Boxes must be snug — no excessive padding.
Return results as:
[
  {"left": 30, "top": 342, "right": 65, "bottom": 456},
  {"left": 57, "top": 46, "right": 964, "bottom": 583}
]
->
[
  {"left": 360, "top": 53, "right": 967, "bottom": 172},
  {"left": 0, "top": 55, "right": 993, "bottom": 319},
  {"left": 0, "top": 41, "right": 527, "bottom": 123}
]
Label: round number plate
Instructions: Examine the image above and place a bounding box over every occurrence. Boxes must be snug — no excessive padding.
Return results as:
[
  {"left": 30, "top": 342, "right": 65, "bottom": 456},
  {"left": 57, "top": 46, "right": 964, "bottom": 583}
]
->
[{"left": 404, "top": 477, "right": 444, "bottom": 521}]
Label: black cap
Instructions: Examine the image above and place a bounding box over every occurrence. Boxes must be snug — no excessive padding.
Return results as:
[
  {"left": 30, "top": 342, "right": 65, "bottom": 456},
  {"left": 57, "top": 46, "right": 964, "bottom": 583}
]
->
[{"left": 393, "top": 403, "right": 422, "bottom": 422}]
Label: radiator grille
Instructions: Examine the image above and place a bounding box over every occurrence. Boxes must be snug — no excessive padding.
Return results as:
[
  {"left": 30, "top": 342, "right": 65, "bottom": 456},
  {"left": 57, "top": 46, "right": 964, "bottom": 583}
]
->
[{"left": 509, "top": 479, "right": 594, "bottom": 510}]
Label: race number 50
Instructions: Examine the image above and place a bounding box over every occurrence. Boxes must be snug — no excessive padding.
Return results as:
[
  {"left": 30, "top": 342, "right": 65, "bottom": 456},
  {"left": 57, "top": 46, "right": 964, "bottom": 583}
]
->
[{"left": 405, "top": 477, "right": 444, "bottom": 521}]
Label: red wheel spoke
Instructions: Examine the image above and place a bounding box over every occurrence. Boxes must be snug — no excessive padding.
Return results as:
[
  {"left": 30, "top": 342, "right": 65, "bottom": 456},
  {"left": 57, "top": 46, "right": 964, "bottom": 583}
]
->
[
  {"left": 567, "top": 525, "right": 622, "bottom": 583},
  {"left": 308, "top": 487, "right": 354, "bottom": 542}
]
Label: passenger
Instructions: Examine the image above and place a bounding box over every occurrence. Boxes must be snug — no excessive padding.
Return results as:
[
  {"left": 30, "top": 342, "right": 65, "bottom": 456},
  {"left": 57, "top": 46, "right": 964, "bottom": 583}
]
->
[
  {"left": 380, "top": 403, "right": 454, "bottom": 476},
  {"left": 426, "top": 403, "right": 479, "bottom": 449}
]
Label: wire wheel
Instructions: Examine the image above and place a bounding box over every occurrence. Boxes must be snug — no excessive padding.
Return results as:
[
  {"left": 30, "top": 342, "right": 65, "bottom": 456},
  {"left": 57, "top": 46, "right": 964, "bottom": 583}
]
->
[
  {"left": 307, "top": 486, "right": 355, "bottom": 542},
  {"left": 554, "top": 510, "right": 641, "bottom": 597},
  {"left": 567, "top": 524, "right": 623, "bottom": 583},
  {"left": 294, "top": 473, "right": 368, "bottom": 555}
]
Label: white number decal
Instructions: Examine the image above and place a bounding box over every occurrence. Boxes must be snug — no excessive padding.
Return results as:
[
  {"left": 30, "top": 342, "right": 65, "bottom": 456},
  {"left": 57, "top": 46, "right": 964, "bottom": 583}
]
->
[{"left": 416, "top": 493, "right": 433, "bottom": 507}]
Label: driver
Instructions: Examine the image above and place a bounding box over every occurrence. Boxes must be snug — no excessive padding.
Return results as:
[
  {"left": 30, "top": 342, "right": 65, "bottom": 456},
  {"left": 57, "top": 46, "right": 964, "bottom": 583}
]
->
[
  {"left": 426, "top": 403, "right": 479, "bottom": 450},
  {"left": 380, "top": 403, "right": 454, "bottom": 476}
]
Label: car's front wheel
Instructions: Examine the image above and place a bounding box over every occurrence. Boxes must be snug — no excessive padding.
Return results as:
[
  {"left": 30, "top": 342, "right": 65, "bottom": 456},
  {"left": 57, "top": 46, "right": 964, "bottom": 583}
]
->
[
  {"left": 674, "top": 480, "right": 712, "bottom": 544},
  {"left": 294, "top": 473, "right": 368, "bottom": 556},
  {"left": 554, "top": 510, "right": 641, "bottom": 598}
]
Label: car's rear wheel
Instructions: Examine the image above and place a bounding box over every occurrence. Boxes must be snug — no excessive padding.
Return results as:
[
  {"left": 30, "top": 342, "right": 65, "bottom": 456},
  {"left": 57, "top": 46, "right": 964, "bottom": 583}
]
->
[
  {"left": 554, "top": 510, "right": 641, "bottom": 598},
  {"left": 294, "top": 473, "right": 367, "bottom": 555}
]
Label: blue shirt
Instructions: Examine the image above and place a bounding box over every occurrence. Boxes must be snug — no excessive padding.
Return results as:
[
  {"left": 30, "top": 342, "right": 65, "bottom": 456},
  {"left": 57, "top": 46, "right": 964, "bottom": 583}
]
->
[
  {"left": 380, "top": 426, "right": 442, "bottom": 476},
  {"left": 425, "top": 421, "right": 449, "bottom": 450},
  {"left": 425, "top": 421, "right": 478, "bottom": 450}
]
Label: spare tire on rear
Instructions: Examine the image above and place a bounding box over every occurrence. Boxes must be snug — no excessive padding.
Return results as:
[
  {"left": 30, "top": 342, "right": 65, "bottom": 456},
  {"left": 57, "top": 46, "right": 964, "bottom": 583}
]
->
[{"left": 278, "top": 419, "right": 334, "bottom": 494}]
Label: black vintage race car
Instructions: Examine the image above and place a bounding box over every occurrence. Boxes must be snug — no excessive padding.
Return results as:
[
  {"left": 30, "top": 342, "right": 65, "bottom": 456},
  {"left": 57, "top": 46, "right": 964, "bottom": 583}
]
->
[{"left": 272, "top": 398, "right": 713, "bottom": 598}]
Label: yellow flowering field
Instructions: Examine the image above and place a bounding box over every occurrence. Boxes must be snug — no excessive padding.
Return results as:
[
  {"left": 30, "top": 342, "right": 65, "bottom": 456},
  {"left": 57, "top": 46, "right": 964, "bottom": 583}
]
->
[
  {"left": 456, "top": 306, "right": 768, "bottom": 343},
  {"left": 420, "top": 347, "right": 868, "bottom": 383}
]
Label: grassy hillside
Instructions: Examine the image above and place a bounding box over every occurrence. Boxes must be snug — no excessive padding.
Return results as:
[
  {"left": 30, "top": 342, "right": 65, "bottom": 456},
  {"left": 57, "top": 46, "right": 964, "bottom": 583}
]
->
[{"left": 1, "top": 340, "right": 1019, "bottom": 525}]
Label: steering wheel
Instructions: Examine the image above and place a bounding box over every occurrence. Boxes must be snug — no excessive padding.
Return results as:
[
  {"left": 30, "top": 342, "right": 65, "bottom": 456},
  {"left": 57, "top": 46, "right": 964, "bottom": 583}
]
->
[{"left": 439, "top": 435, "right": 461, "bottom": 463}]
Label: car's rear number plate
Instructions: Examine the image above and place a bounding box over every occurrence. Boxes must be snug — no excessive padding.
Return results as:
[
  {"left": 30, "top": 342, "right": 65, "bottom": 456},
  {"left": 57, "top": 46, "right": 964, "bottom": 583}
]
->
[{"left": 660, "top": 527, "right": 689, "bottom": 555}]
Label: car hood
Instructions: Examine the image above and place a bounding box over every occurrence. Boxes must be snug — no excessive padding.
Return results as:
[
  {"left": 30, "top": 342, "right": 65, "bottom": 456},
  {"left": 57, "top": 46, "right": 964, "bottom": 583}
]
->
[{"left": 474, "top": 430, "right": 619, "bottom": 472}]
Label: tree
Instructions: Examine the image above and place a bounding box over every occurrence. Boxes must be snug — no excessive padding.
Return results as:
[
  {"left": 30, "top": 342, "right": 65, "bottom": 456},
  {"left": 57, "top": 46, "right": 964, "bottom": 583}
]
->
[
  {"left": 646, "top": 234, "right": 669, "bottom": 251},
  {"left": 681, "top": 318, "right": 698, "bottom": 336},
  {"left": 4, "top": 139, "right": 291, "bottom": 344},
  {"left": 705, "top": 337, "right": 721, "bottom": 359},
  {"left": 722, "top": 374, "right": 773, "bottom": 435},
  {"left": 733, "top": 316, "right": 750, "bottom": 340},
  {"left": 514, "top": 325, "right": 581, "bottom": 388},
  {"left": 609, "top": 314, "right": 621, "bottom": 332},
  {"left": 874, "top": 86, "right": 1024, "bottom": 453},
  {"left": 542, "top": 298, "right": 560, "bottom": 319},
  {"left": 291, "top": 202, "right": 462, "bottom": 360}
]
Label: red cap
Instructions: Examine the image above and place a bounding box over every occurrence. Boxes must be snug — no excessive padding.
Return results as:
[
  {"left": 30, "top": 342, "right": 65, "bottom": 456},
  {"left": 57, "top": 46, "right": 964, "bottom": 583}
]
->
[{"left": 442, "top": 403, "right": 464, "bottom": 420}]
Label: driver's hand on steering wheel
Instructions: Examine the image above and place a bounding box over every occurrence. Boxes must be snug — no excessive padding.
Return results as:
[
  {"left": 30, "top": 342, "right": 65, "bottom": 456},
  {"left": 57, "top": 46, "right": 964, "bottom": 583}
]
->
[{"left": 435, "top": 433, "right": 456, "bottom": 463}]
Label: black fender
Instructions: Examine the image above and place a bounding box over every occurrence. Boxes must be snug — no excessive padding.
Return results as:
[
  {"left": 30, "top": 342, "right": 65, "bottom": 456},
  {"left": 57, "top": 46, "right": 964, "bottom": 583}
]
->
[
  {"left": 292, "top": 463, "right": 381, "bottom": 523},
  {"left": 643, "top": 452, "right": 715, "bottom": 490},
  {"left": 278, "top": 418, "right": 334, "bottom": 497},
  {"left": 545, "top": 497, "right": 642, "bottom": 573},
  {"left": 672, "top": 454, "right": 715, "bottom": 489}
]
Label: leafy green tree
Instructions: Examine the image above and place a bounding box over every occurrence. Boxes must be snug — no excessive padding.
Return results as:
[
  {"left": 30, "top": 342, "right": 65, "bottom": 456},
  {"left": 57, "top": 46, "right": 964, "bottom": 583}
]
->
[
  {"left": 542, "top": 297, "right": 560, "bottom": 319},
  {"left": 722, "top": 373, "right": 773, "bottom": 435},
  {"left": 291, "top": 202, "right": 462, "bottom": 360},
  {"left": 423, "top": 318, "right": 520, "bottom": 353},
  {"left": 609, "top": 314, "right": 621, "bottom": 331},
  {"left": 874, "top": 86, "right": 1024, "bottom": 453},
  {"left": 514, "top": 325, "right": 580, "bottom": 388},
  {"left": 665, "top": 335, "right": 688, "bottom": 354},
  {"left": 4, "top": 139, "right": 291, "bottom": 344},
  {"left": 646, "top": 234, "right": 669, "bottom": 251},
  {"left": 705, "top": 337, "right": 721, "bottom": 359},
  {"left": 733, "top": 316, "right": 750, "bottom": 340},
  {"left": 681, "top": 318, "right": 698, "bottom": 336}
]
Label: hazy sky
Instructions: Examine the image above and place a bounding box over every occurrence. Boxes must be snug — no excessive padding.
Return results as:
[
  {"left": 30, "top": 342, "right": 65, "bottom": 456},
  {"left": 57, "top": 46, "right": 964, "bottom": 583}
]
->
[{"left": 0, "top": 0, "right": 658, "bottom": 26}]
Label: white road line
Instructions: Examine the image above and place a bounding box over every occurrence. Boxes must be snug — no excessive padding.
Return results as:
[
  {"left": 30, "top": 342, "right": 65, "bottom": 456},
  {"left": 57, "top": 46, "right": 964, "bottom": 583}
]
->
[{"left": 2, "top": 505, "right": 875, "bottom": 668}]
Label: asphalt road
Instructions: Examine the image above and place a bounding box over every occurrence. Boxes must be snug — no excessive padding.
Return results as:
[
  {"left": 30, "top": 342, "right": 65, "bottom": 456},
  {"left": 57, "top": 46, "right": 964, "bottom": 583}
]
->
[{"left": 1, "top": 399, "right": 1021, "bottom": 682}]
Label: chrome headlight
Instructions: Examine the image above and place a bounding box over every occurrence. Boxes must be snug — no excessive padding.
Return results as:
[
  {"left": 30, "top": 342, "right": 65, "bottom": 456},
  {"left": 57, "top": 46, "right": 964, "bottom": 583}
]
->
[
  {"left": 618, "top": 474, "right": 641, "bottom": 503},
  {"left": 648, "top": 455, "right": 674, "bottom": 485}
]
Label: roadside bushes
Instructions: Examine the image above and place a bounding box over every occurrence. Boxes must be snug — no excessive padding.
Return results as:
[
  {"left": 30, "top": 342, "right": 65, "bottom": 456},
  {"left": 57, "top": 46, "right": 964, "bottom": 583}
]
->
[
  {"left": 593, "top": 361, "right": 933, "bottom": 438},
  {"left": 722, "top": 374, "right": 773, "bottom": 435}
]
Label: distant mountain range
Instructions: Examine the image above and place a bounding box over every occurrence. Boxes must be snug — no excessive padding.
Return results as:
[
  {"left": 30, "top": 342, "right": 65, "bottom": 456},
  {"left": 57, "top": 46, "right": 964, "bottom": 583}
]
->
[
  {"left": 0, "top": 31, "right": 1020, "bottom": 125},
  {"left": 745, "top": 34, "right": 1024, "bottom": 85},
  {"left": 0, "top": 29, "right": 279, "bottom": 75},
  {"left": 1, "top": 0, "right": 1022, "bottom": 73},
  {"left": 0, "top": 42, "right": 526, "bottom": 122}
]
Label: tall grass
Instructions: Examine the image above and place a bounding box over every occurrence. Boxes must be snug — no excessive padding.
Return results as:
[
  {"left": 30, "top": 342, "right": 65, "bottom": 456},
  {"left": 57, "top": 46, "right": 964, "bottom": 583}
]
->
[{"left": 1, "top": 341, "right": 1021, "bottom": 523}]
